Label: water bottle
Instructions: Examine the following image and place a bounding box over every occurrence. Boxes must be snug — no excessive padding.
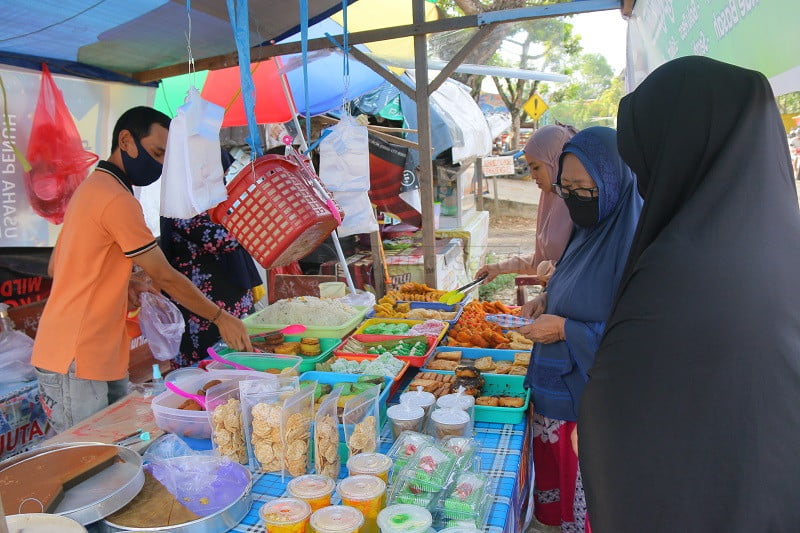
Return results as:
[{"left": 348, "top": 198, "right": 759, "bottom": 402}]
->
[{"left": 151, "top": 363, "right": 166, "bottom": 395}]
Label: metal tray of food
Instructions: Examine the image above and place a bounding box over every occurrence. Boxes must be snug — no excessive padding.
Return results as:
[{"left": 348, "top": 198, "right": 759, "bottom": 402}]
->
[
  {"left": 0, "top": 442, "right": 144, "bottom": 525},
  {"left": 102, "top": 457, "right": 253, "bottom": 533}
]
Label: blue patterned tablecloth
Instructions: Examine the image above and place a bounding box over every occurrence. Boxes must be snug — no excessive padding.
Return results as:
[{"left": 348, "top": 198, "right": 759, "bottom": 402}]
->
[{"left": 232, "top": 416, "right": 532, "bottom": 533}]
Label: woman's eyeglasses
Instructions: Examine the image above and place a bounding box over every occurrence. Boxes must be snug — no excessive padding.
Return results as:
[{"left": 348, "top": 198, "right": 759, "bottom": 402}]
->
[{"left": 553, "top": 183, "right": 598, "bottom": 202}]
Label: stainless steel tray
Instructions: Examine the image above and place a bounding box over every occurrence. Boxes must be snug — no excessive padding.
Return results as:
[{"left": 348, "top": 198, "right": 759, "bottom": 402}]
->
[
  {"left": 0, "top": 442, "right": 144, "bottom": 525},
  {"left": 102, "top": 459, "right": 253, "bottom": 533}
]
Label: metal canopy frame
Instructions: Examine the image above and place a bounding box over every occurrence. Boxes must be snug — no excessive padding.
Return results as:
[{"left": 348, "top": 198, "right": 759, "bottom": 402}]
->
[{"left": 138, "top": 0, "right": 623, "bottom": 289}]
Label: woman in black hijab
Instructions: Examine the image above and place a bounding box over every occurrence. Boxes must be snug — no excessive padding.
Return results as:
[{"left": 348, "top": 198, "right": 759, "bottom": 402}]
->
[{"left": 579, "top": 56, "right": 800, "bottom": 532}]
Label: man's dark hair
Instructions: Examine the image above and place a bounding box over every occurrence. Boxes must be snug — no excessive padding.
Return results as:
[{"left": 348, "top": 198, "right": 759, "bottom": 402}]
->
[{"left": 111, "top": 106, "right": 171, "bottom": 152}]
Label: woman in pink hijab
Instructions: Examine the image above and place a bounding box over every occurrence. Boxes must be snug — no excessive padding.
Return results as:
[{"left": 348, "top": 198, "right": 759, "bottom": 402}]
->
[{"left": 476, "top": 124, "right": 576, "bottom": 282}]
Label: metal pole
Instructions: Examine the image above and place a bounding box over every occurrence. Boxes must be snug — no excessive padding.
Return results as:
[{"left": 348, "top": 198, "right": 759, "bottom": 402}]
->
[
  {"left": 413, "top": 0, "right": 437, "bottom": 289},
  {"left": 476, "top": 157, "right": 484, "bottom": 212}
]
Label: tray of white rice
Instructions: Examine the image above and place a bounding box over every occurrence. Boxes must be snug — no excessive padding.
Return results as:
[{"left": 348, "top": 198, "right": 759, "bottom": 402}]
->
[{"left": 243, "top": 296, "right": 368, "bottom": 339}]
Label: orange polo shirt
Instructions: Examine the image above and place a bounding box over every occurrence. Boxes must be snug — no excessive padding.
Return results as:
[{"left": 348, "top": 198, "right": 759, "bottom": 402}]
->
[{"left": 31, "top": 164, "right": 157, "bottom": 381}]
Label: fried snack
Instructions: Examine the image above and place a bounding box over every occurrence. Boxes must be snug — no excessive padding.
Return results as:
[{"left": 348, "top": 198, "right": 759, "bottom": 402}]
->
[
  {"left": 197, "top": 379, "right": 223, "bottom": 396},
  {"left": 455, "top": 366, "right": 480, "bottom": 379},
  {"left": 508, "top": 365, "right": 528, "bottom": 376},
  {"left": 436, "top": 351, "right": 462, "bottom": 362},
  {"left": 408, "top": 378, "right": 439, "bottom": 393},
  {"left": 348, "top": 416, "right": 377, "bottom": 455},
  {"left": 212, "top": 398, "right": 247, "bottom": 463},
  {"left": 494, "top": 362, "right": 513, "bottom": 375},
  {"left": 316, "top": 414, "right": 340, "bottom": 479},
  {"left": 178, "top": 399, "right": 203, "bottom": 411},
  {"left": 498, "top": 396, "right": 525, "bottom": 408},
  {"left": 475, "top": 396, "right": 499, "bottom": 406},
  {"left": 300, "top": 343, "right": 321, "bottom": 356},
  {"left": 251, "top": 402, "right": 283, "bottom": 472},
  {"left": 451, "top": 376, "right": 483, "bottom": 397},
  {"left": 405, "top": 308, "right": 457, "bottom": 321},
  {"left": 273, "top": 342, "right": 301, "bottom": 355},
  {"left": 473, "top": 356, "right": 496, "bottom": 372},
  {"left": 283, "top": 412, "right": 312, "bottom": 476},
  {"left": 428, "top": 359, "right": 459, "bottom": 371},
  {"left": 513, "top": 352, "right": 531, "bottom": 366}
]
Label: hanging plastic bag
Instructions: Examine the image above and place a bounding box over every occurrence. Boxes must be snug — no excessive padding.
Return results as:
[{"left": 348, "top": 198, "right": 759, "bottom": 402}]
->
[
  {"left": 138, "top": 292, "right": 185, "bottom": 361},
  {"left": 0, "top": 304, "right": 35, "bottom": 383},
  {"left": 319, "top": 115, "right": 377, "bottom": 237},
  {"left": 24, "top": 63, "right": 98, "bottom": 225},
  {"left": 160, "top": 87, "right": 227, "bottom": 218}
]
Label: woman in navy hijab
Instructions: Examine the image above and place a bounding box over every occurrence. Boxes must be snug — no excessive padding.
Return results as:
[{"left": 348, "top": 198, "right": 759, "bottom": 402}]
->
[{"left": 517, "top": 126, "right": 642, "bottom": 532}]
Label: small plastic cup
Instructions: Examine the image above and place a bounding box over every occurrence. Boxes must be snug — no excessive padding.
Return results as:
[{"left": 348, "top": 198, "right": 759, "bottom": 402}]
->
[
  {"left": 386, "top": 403, "right": 425, "bottom": 440},
  {"left": 436, "top": 528, "right": 481, "bottom": 533},
  {"left": 260, "top": 498, "right": 312, "bottom": 533},
  {"left": 377, "top": 504, "right": 433, "bottom": 533},
  {"left": 430, "top": 408, "right": 471, "bottom": 440},
  {"left": 287, "top": 474, "right": 337, "bottom": 512},
  {"left": 347, "top": 452, "right": 394, "bottom": 482},
  {"left": 437, "top": 390, "right": 476, "bottom": 435},
  {"left": 399, "top": 388, "right": 436, "bottom": 417},
  {"left": 337, "top": 475, "right": 387, "bottom": 533},
  {"left": 310, "top": 505, "right": 365, "bottom": 533}
]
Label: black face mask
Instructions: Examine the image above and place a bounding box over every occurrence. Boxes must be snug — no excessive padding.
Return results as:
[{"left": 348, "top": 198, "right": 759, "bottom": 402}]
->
[
  {"left": 564, "top": 195, "right": 599, "bottom": 228},
  {"left": 121, "top": 137, "right": 163, "bottom": 187}
]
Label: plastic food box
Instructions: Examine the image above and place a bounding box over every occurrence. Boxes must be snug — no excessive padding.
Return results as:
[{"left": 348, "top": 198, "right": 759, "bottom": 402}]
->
[
  {"left": 153, "top": 368, "right": 272, "bottom": 439},
  {"left": 329, "top": 353, "right": 411, "bottom": 397},
  {"left": 300, "top": 371, "right": 392, "bottom": 462},
  {"left": 204, "top": 354, "right": 303, "bottom": 375},
  {"left": 243, "top": 305, "right": 369, "bottom": 339},
  {"left": 334, "top": 333, "right": 438, "bottom": 369},
  {"left": 400, "top": 373, "right": 530, "bottom": 425},
  {"left": 216, "top": 335, "right": 340, "bottom": 373},
  {"left": 365, "top": 301, "right": 464, "bottom": 327},
  {"left": 353, "top": 318, "right": 449, "bottom": 366},
  {"left": 423, "top": 347, "right": 528, "bottom": 382}
]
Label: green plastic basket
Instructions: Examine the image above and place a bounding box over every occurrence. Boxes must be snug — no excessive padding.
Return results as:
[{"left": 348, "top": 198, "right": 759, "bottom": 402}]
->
[
  {"left": 217, "top": 335, "right": 339, "bottom": 373},
  {"left": 243, "top": 305, "right": 368, "bottom": 339}
]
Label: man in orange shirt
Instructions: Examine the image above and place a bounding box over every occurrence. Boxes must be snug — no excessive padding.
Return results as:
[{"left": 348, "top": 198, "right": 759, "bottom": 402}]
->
[{"left": 32, "top": 106, "right": 252, "bottom": 432}]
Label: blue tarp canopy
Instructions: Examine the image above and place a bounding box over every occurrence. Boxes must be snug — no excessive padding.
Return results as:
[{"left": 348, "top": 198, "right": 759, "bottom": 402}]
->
[{"left": 0, "top": 0, "right": 357, "bottom": 83}]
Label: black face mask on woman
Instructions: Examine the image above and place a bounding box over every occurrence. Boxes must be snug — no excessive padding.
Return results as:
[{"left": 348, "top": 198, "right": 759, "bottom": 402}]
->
[
  {"left": 121, "top": 137, "right": 163, "bottom": 187},
  {"left": 564, "top": 195, "right": 599, "bottom": 228}
]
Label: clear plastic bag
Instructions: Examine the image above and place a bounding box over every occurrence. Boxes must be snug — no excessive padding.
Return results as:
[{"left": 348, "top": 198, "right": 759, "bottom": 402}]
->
[
  {"left": 240, "top": 377, "right": 298, "bottom": 473},
  {"left": 319, "top": 114, "right": 370, "bottom": 192},
  {"left": 160, "top": 86, "right": 228, "bottom": 218},
  {"left": 206, "top": 380, "right": 249, "bottom": 464},
  {"left": 314, "top": 389, "right": 341, "bottom": 479},
  {"left": 138, "top": 292, "right": 185, "bottom": 361},
  {"left": 0, "top": 328, "right": 35, "bottom": 383},
  {"left": 281, "top": 383, "right": 315, "bottom": 479},
  {"left": 342, "top": 385, "right": 381, "bottom": 457}
]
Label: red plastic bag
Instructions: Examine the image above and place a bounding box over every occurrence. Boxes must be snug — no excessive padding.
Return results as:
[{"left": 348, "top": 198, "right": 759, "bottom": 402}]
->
[{"left": 24, "top": 63, "right": 98, "bottom": 224}]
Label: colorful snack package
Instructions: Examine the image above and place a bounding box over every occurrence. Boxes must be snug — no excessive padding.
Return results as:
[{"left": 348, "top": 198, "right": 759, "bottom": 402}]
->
[{"left": 314, "top": 389, "right": 341, "bottom": 479}]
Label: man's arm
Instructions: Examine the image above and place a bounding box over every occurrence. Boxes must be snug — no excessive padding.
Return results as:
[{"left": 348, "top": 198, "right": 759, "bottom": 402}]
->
[{"left": 131, "top": 246, "right": 252, "bottom": 352}]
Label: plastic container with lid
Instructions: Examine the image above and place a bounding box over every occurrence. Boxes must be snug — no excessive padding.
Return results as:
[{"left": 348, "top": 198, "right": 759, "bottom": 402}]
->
[
  {"left": 377, "top": 504, "right": 433, "bottom": 533},
  {"left": 310, "top": 505, "right": 365, "bottom": 533},
  {"left": 436, "top": 528, "right": 481, "bottom": 533},
  {"left": 286, "top": 474, "right": 336, "bottom": 512},
  {"left": 399, "top": 387, "right": 435, "bottom": 417},
  {"left": 435, "top": 388, "right": 475, "bottom": 435},
  {"left": 386, "top": 432, "right": 435, "bottom": 472},
  {"left": 347, "top": 452, "right": 394, "bottom": 482},
  {"left": 259, "top": 497, "right": 312, "bottom": 533},
  {"left": 337, "top": 475, "right": 387, "bottom": 533},
  {"left": 386, "top": 401, "right": 425, "bottom": 440},
  {"left": 430, "top": 408, "right": 471, "bottom": 440}
]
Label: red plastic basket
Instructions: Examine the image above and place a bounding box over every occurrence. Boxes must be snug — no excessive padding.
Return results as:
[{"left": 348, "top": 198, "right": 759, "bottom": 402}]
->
[{"left": 210, "top": 154, "right": 342, "bottom": 268}]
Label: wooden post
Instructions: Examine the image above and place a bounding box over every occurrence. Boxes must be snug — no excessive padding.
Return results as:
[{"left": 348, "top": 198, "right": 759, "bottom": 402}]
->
[
  {"left": 413, "top": 0, "right": 438, "bottom": 289},
  {"left": 369, "top": 230, "right": 386, "bottom": 298}
]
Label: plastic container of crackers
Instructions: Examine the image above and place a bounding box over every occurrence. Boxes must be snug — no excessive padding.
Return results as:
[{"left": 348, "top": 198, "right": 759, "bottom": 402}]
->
[
  {"left": 423, "top": 347, "right": 530, "bottom": 381},
  {"left": 404, "top": 371, "right": 529, "bottom": 425}
]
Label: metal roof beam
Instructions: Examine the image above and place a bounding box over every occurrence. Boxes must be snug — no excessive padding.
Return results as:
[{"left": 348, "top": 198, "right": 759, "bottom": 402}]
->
[
  {"left": 134, "top": 0, "right": 621, "bottom": 83},
  {"left": 428, "top": 24, "right": 496, "bottom": 95}
]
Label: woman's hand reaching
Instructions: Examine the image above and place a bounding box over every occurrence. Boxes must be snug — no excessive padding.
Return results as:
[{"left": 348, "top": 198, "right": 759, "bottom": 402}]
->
[
  {"left": 521, "top": 292, "right": 547, "bottom": 319},
  {"left": 474, "top": 264, "right": 500, "bottom": 283},
  {"left": 515, "top": 314, "right": 566, "bottom": 344}
]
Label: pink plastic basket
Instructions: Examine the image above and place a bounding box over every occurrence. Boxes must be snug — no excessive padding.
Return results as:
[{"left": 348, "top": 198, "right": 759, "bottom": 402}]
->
[{"left": 210, "top": 154, "right": 342, "bottom": 268}]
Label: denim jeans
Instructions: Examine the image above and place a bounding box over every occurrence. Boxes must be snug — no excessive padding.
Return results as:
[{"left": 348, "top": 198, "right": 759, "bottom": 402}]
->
[{"left": 35, "top": 364, "right": 129, "bottom": 433}]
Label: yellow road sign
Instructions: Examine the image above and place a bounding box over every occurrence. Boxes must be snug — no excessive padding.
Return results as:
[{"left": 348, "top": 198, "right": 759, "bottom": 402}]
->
[{"left": 523, "top": 93, "right": 549, "bottom": 121}]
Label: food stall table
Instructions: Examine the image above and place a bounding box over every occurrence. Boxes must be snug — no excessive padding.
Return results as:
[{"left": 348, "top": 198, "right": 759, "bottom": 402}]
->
[{"left": 232, "top": 418, "right": 532, "bottom": 533}]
